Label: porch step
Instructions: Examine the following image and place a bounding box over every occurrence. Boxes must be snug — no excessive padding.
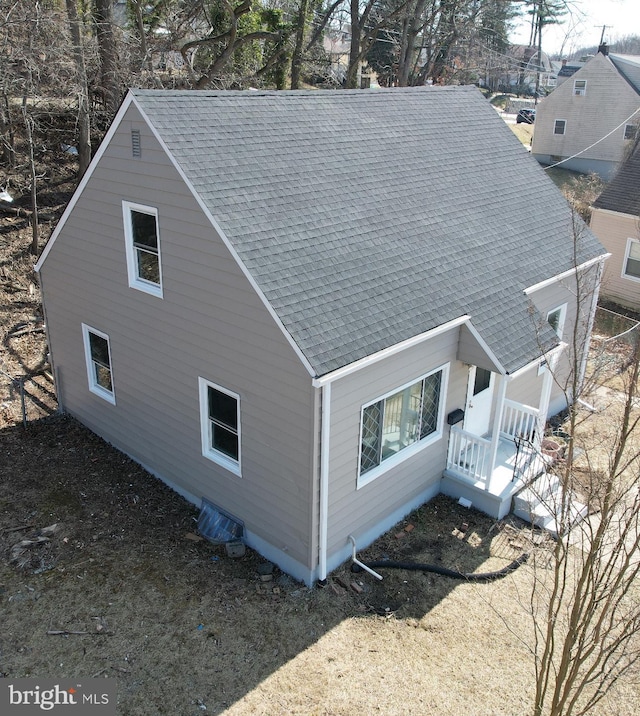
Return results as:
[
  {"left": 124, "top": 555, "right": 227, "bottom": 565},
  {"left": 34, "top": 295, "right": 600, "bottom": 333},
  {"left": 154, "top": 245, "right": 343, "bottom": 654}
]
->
[{"left": 512, "top": 473, "right": 588, "bottom": 538}]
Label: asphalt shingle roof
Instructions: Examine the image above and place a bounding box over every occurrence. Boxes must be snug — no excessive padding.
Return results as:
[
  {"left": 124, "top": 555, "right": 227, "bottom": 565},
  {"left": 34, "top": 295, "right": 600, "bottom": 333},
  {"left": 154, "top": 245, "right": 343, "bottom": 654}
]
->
[
  {"left": 593, "top": 145, "right": 640, "bottom": 216},
  {"left": 131, "top": 87, "right": 605, "bottom": 377}
]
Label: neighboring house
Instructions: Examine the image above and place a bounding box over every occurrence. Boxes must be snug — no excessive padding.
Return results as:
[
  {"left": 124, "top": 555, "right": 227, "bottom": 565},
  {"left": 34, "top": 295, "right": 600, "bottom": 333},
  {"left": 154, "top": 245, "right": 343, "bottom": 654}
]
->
[
  {"left": 554, "top": 56, "right": 590, "bottom": 86},
  {"left": 590, "top": 145, "right": 640, "bottom": 311},
  {"left": 531, "top": 48, "right": 640, "bottom": 179},
  {"left": 502, "top": 44, "right": 555, "bottom": 94},
  {"left": 35, "top": 87, "right": 606, "bottom": 586}
]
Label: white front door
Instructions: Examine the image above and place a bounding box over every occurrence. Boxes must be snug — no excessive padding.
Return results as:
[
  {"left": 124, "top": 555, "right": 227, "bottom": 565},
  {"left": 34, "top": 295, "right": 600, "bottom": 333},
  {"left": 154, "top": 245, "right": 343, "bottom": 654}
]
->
[{"left": 464, "top": 366, "right": 495, "bottom": 437}]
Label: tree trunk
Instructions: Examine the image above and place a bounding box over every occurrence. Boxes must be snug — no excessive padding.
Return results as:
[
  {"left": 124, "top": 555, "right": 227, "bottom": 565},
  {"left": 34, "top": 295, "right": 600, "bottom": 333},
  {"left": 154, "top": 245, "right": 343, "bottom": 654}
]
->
[
  {"left": 346, "top": 0, "right": 362, "bottom": 89},
  {"left": 290, "top": 0, "right": 309, "bottom": 89},
  {"left": 65, "top": 0, "right": 91, "bottom": 176},
  {"left": 21, "top": 98, "right": 39, "bottom": 256},
  {"left": 93, "top": 0, "right": 119, "bottom": 116}
]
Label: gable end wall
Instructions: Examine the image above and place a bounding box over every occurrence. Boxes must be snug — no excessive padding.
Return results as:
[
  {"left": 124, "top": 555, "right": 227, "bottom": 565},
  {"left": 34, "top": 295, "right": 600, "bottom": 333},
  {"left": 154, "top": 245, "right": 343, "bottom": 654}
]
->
[{"left": 38, "top": 105, "right": 318, "bottom": 576}]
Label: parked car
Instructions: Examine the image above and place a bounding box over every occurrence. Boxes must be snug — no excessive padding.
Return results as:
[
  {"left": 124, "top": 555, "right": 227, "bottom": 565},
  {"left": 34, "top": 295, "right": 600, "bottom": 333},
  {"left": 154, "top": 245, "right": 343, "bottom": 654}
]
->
[{"left": 516, "top": 108, "right": 536, "bottom": 124}]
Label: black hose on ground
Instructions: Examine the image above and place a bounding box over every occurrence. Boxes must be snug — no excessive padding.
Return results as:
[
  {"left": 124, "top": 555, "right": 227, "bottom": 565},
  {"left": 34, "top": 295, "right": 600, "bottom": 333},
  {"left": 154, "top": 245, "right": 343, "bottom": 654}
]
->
[{"left": 351, "top": 553, "right": 529, "bottom": 582}]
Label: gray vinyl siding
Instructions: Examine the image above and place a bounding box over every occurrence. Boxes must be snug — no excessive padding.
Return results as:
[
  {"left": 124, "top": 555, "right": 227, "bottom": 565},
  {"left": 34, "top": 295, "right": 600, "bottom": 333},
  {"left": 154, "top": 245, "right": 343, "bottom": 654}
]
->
[
  {"left": 527, "top": 265, "right": 600, "bottom": 413},
  {"left": 591, "top": 209, "right": 640, "bottom": 311},
  {"left": 506, "top": 364, "right": 545, "bottom": 409},
  {"left": 532, "top": 54, "right": 640, "bottom": 178},
  {"left": 325, "top": 329, "right": 465, "bottom": 558},
  {"left": 457, "top": 324, "right": 503, "bottom": 372},
  {"left": 39, "top": 105, "right": 316, "bottom": 570}
]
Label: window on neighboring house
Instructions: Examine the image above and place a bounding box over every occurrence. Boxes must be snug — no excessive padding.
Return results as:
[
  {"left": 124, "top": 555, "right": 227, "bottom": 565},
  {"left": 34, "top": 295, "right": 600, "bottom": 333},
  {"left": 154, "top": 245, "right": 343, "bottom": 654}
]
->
[
  {"left": 554, "top": 119, "right": 566, "bottom": 135},
  {"left": 623, "top": 239, "right": 640, "bottom": 281},
  {"left": 624, "top": 124, "right": 638, "bottom": 141},
  {"left": 573, "top": 79, "right": 587, "bottom": 96},
  {"left": 547, "top": 305, "right": 567, "bottom": 338},
  {"left": 82, "top": 324, "right": 115, "bottom": 404},
  {"left": 199, "top": 378, "right": 241, "bottom": 475},
  {"left": 123, "top": 201, "right": 162, "bottom": 297},
  {"left": 358, "top": 365, "right": 448, "bottom": 485}
]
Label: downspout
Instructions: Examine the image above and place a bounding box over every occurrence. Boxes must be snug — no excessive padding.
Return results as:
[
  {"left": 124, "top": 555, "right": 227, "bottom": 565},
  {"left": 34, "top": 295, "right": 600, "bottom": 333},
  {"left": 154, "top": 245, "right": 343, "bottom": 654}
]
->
[
  {"left": 578, "top": 260, "right": 603, "bottom": 393},
  {"left": 485, "top": 373, "right": 507, "bottom": 493},
  {"left": 318, "top": 381, "right": 331, "bottom": 583}
]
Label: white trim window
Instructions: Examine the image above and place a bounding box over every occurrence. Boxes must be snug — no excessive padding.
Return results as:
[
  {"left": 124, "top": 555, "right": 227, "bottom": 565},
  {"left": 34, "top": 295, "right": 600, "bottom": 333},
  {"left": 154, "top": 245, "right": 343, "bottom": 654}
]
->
[
  {"left": 82, "top": 324, "right": 115, "bottom": 404},
  {"left": 622, "top": 238, "right": 640, "bottom": 282},
  {"left": 123, "top": 201, "right": 163, "bottom": 297},
  {"left": 199, "top": 378, "right": 241, "bottom": 476},
  {"left": 573, "top": 79, "right": 587, "bottom": 96},
  {"left": 554, "top": 119, "right": 566, "bottom": 135},
  {"left": 547, "top": 304, "right": 567, "bottom": 338},
  {"left": 358, "top": 364, "right": 448, "bottom": 486},
  {"left": 624, "top": 124, "right": 637, "bottom": 141}
]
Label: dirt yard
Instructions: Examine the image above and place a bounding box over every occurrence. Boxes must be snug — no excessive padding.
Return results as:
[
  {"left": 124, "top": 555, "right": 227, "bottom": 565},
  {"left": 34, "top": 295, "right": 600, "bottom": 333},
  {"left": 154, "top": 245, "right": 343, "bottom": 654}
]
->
[{"left": 1, "top": 165, "right": 639, "bottom": 715}]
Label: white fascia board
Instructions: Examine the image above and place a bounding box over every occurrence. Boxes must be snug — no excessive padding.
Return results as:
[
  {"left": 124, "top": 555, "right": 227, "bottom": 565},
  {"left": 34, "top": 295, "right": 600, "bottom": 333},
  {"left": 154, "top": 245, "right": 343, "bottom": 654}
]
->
[
  {"left": 524, "top": 254, "right": 610, "bottom": 296},
  {"left": 35, "top": 92, "right": 137, "bottom": 273},
  {"left": 126, "top": 96, "right": 317, "bottom": 379},
  {"left": 509, "top": 342, "right": 566, "bottom": 379},
  {"left": 312, "top": 315, "right": 471, "bottom": 387}
]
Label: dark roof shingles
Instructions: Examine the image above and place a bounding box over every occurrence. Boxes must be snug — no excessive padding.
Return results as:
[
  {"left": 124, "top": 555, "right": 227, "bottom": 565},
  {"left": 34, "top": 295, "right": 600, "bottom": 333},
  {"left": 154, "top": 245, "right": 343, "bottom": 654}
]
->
[{"left": 133, "top": 87, "right": 604, "bottom": 376}]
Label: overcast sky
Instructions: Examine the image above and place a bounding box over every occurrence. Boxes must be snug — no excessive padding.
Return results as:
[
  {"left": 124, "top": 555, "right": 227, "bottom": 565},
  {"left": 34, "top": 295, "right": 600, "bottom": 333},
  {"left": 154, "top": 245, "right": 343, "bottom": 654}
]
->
[{"left": 510, "top": 0, "right": 640, "bottom": 55}]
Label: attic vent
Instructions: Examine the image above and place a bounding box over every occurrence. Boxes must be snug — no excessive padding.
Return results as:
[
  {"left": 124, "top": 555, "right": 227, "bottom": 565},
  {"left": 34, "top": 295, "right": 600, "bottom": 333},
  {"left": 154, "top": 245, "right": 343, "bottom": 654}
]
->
[
  {"left": 131, "top": 129, "right": 141, "bottom": 157},
  {"left": 198, "top": 498, "right": 244, "bottom": 544}
]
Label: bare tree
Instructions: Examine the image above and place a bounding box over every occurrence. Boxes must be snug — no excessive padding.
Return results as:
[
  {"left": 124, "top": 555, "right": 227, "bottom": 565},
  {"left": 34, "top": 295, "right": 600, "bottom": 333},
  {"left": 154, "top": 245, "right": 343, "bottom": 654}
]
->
[
  {"left": 93, "top": 0, "right": 120, "bottom": 114},
  {"left": 520, "top": 216, "right": 640, "bottom": 715},
  {"left": 65, "top": 0, "right": 92, "bottom": 176}
]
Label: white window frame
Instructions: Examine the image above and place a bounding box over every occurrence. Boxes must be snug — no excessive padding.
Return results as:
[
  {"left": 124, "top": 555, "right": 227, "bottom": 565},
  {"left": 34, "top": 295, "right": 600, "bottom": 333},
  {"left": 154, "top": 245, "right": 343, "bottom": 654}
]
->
[
  {"left": 123, "top": 201, "right": 163, "bottom": 298},
  {"left": 198, "top": 377, "right": 242, "bottom": 476},
  {"left": 357, "top": 363, "right": 449, "bottom": 489},
  {"left": 573, "top": 79, "right": 587, "bottom": 96},
  {"left": 622, "top": 238, "right": 640, "bottom": 282},
  {"left": 554, "top": 119, "right": 566, "bottom": 136},
  {"left": 624, "top": 124, "right": 637, "bottom": 141},
  {"left": 82, "top": 323, "right": 116, "bottom": 404},
  {"left": 547, "top": 304, "right": 567, "bottom": 338}
]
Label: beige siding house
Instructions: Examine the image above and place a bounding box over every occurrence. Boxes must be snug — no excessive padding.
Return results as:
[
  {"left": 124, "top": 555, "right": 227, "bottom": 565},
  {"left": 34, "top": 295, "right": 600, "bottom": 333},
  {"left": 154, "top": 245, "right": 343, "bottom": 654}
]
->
[
  {"left": 531, "top": 51, "right": 640, "bottom": 179},
  {"left": 36, "top": 88, "right": 606, "bottom": 585},
  {"left": 590, "top": 147, "right": 640, "bottom": 311}
]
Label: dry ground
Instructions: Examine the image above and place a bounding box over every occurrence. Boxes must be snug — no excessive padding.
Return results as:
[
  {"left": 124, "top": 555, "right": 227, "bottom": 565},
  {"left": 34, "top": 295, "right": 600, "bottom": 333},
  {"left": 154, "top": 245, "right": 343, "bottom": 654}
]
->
[{"left": 1, "top": 165, "right": 639, "bottom": 715}]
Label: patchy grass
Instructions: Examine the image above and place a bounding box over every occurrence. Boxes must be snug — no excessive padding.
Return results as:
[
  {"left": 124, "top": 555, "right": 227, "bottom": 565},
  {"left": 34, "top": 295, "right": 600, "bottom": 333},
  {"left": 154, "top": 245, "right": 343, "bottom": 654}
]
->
[
  {"left": 1, "top": 415, "right": 639, "bottom": 715},
  {"left": 509, "top": 121, "right": 534, "bottom": 148}
]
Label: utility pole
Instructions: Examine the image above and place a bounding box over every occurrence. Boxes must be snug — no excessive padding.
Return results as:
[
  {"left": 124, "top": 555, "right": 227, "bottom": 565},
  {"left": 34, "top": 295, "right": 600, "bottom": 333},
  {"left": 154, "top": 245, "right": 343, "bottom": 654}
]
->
[{"left": 597, "top": 25, "right": 609, "bottom": 44}]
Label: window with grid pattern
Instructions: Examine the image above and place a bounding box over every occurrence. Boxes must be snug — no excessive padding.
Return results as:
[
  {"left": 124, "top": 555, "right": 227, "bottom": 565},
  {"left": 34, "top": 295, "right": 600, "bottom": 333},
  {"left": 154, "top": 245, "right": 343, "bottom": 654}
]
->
[{"left": 359, "top": 367, "right": 446, "bottom": 480}]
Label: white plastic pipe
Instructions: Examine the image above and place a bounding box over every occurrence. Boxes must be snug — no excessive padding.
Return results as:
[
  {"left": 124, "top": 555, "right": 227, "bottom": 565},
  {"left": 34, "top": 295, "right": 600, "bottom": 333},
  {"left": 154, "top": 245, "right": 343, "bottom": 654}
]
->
[{"left": 348, "top": 535, "right": 383, "bottom": 581}]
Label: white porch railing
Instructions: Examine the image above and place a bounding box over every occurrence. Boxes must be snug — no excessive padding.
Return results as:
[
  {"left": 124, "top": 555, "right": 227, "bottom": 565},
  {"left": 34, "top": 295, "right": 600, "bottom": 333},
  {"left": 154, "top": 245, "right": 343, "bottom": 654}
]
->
[
  {"left": 447, "top": 427, "right": 491, "bottom": 484},
  {"left": 500, "top": 399, "right": 539, "bottom": 444}
]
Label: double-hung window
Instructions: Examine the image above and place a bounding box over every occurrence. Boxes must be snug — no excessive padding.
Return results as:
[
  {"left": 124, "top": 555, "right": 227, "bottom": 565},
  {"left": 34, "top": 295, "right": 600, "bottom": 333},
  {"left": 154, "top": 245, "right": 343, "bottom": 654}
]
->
[
  {"left": 554, "top": 119, "right": 566, "bottom": 135},
  {"left": 199, "top": 378, "right": 241, "bottom": 476},
  {"left": 123, "top": 201, "right": 162, "bottom": 297},
  {"left": 573, "top": 79, "right": 587, "bottom": 96},
  {"left": 82, "top": 324, "right": 115, "bottom": 404},
  {"left": 623, "top": 239, "right": 640, "bottom": 281},
  {"left": 358, "top": 365, "right": 447, "bottom": 485}
]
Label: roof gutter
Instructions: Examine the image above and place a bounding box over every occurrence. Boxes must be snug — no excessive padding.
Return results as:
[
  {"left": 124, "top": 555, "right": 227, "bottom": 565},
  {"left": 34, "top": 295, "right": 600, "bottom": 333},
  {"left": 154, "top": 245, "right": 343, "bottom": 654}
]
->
[
  {"left": 524, "top": 254, "right": 610, "bottom": 295},
  {"left": 312, "top": 315, "right": 471, "bottom": 388}
]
